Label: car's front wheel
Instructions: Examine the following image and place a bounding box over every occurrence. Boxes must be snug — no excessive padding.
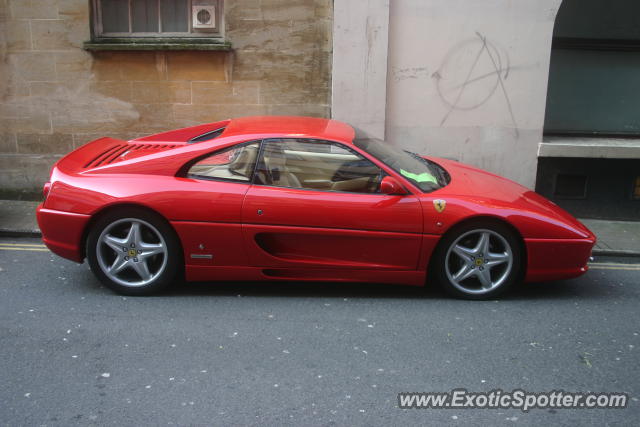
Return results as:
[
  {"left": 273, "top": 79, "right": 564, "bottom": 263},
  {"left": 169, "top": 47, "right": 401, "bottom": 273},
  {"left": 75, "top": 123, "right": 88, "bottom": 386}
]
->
[
  {"left": 86, "top": 208, "right": 181, "bottom": 295},
  {"left": 431, "top": 221, "right": 522, "bottom": 299}
]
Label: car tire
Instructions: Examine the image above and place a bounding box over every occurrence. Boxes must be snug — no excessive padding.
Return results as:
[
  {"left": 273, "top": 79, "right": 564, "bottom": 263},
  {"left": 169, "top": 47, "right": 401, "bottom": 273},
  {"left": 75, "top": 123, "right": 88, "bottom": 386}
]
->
[
  {"left": 431, "top": 220, "right": 522, "bottom": 300},
  {"left": 86, "top": 207, "right": 181, "bottom": 296}
]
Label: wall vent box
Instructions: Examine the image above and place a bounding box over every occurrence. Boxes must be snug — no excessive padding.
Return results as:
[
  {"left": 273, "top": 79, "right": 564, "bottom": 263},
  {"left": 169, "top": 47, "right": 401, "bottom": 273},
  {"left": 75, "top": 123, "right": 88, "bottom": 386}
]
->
[{"left": 192, "top": 6, "right": 216, "bottom": 29}]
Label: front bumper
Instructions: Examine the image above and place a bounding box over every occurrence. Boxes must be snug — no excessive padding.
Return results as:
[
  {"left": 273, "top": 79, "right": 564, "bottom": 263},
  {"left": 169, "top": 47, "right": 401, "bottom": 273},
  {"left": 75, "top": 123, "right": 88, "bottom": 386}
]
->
[
  {"left": 524, "top": 237, "right": 596, "bottom": 282},
  {"left": 36, "top": 204, "right": 90, "bottom": 263}
]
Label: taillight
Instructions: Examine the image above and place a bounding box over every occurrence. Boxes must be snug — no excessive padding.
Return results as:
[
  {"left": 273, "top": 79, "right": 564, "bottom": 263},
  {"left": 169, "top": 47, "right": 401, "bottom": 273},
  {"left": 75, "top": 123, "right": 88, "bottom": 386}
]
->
[{"left": 43, "top": 182, "right": 51, "bottom": 199}]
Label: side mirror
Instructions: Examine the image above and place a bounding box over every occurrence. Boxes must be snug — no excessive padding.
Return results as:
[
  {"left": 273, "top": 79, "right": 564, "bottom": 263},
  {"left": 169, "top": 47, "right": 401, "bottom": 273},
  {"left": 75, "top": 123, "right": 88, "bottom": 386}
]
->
[{"left": 380, "top": 176, "right": 408, "bottom": 195}]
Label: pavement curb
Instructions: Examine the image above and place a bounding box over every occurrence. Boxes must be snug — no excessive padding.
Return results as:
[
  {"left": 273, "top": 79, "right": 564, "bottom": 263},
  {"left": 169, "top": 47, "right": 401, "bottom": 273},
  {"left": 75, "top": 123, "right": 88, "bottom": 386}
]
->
[
  {"left": 0, "top": 229, "right": 42, "bottom": 238},
  {"left": 592, "top": 249, "right": 640, "bottom": 258}
]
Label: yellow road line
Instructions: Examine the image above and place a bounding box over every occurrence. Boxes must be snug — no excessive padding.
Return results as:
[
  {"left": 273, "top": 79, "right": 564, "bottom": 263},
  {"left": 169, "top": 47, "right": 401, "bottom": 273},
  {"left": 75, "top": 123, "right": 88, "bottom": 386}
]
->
[
  {"left": 0, "top": 247, "right": 49, "bottom": 252},
  {"left": 589, "top": 262, "right": 640, "bottom": 267},
  {"left": 0, "top": 243, "right": 46, "bottom": 248},
  {"left": 589, "top": 263, "right": 640, "bottom": 271}
]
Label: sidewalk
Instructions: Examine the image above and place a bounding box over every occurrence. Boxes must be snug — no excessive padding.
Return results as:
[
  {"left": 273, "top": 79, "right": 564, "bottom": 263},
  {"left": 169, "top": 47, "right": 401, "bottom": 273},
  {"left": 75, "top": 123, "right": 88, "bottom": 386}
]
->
[
  {"left": 0, "top": 200, "right": 40, "bottom": 237},
  {"left": 581, "top": 219, "right": 640, "bottom": 258},
  {"left": 1, "top": 200, "right": 639, "bottom": 257}
]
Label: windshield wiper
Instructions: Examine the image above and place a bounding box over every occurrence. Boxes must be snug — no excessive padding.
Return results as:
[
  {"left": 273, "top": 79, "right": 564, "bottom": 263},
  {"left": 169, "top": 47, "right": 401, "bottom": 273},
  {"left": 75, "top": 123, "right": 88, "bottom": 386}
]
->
[{"left": 404, "top": 150, "right": 429, "bottom": 163}]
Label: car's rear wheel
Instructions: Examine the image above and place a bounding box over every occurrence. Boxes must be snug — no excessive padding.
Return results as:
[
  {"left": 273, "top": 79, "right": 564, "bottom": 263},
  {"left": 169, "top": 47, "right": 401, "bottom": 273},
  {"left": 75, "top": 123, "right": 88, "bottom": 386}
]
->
[
  {"left": 86, "top": 208, "right": 181, "bottom": 295},
  {"left": 431, "top": 221, "right": 522, "bottom": 299}
]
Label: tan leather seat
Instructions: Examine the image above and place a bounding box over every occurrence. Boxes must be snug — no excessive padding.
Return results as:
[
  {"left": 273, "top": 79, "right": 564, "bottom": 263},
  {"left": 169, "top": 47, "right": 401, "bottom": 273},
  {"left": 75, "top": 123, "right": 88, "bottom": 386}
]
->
[
  {"left": 263, "top": 146, "right": 301, "bottom": 187},
  {"left": 331, "top": 177, "right": 370, "bottom": 192},
  {"left": 228, "top": 145, "right": 258, "bottom": 179}
]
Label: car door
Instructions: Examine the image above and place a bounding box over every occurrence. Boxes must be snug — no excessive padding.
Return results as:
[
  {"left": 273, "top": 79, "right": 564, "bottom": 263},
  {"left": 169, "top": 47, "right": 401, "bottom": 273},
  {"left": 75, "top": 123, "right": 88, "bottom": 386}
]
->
[
  {"left": 171, "top": 141, "right": 260, "bottom": 269},
  {"left": 241, "top": 138, "right": 424, "bottom": 271}
]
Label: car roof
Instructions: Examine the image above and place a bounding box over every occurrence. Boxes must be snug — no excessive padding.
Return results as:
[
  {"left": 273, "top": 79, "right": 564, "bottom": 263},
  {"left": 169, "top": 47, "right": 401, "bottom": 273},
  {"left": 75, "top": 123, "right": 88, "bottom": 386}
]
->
[{"left": 221, "top": 116, "right": 356, "bottom": 144}]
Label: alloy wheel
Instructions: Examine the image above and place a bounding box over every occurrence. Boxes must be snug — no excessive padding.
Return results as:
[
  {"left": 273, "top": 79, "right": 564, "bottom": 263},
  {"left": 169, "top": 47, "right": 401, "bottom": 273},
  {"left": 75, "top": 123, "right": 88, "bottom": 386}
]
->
[
  {"left": 444, "top": 229, "right": 513, "bottom": 295},
  {"left": 96, "top": 218, "right": 168, "bottom": 287}
]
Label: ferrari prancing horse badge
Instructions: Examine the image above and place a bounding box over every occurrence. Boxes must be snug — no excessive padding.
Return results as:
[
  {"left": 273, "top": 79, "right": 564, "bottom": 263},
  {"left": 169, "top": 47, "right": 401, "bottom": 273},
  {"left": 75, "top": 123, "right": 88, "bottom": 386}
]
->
[{"left": 433, "top": 199, "right": 446, "bottom": 213}]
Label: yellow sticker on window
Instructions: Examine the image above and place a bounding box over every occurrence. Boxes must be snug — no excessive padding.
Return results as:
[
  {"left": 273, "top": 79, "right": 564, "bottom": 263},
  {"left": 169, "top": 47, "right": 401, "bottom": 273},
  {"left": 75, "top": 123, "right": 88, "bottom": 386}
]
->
[{"left": 400, "top": 169, "right": 437, "bottom": 184}]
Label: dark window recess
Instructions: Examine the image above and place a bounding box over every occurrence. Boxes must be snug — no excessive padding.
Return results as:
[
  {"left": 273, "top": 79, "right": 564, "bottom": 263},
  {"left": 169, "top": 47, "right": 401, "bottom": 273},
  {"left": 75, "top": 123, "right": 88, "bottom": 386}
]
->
[
  {"left": 188, "top": 127, "right": 226, "bottom": 143},
  {"left": 554, "top": 174, "right": 587, "bottom": 199},
  {"left": 536, "top": 158, "right": 640, "bottom": 220},
  {"left": 544, "top": 0, "right": 640, "bottom": 136}
]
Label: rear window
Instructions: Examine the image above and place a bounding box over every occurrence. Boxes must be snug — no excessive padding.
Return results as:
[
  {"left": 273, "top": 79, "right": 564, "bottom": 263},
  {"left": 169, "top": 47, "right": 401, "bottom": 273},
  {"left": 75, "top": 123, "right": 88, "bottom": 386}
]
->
[{"left": 188, "top": 127, "right": 226, "bottom": 143}]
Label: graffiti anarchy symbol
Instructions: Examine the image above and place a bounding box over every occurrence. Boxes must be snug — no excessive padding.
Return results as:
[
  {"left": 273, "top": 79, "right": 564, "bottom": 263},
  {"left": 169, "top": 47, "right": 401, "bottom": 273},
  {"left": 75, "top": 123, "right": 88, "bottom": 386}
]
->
[{"left": 433, "top": 32, "right": 519, "bottom": 137}]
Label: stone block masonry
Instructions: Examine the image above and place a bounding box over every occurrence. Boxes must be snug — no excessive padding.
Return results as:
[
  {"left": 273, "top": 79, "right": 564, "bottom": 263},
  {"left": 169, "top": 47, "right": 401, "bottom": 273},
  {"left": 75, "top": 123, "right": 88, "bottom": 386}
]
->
[{"left": 0, "top": 0, "right": 332, "bottom": 194}]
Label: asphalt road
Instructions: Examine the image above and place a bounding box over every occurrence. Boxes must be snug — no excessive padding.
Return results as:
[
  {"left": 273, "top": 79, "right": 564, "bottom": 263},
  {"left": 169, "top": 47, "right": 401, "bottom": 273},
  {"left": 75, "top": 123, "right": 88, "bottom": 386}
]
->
[{"left": 0, "top": 237, "right": 639, "bottom": 426}]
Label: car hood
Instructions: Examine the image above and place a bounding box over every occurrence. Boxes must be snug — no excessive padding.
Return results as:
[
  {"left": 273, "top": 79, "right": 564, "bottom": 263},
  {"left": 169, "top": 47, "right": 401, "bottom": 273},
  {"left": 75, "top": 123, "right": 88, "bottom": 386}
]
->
[{"left": 425, "top": 157, "right": 594, "bottom": 239}]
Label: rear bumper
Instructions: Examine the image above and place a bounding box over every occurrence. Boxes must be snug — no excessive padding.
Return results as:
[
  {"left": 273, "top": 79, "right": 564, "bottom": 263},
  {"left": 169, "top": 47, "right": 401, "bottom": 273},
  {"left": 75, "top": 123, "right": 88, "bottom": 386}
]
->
[
  {"left": 524, "top": 237, "right": 596, "bottom": 282},
  {"left": 36, "top": 204, "right": 90, "bottom": 263}
]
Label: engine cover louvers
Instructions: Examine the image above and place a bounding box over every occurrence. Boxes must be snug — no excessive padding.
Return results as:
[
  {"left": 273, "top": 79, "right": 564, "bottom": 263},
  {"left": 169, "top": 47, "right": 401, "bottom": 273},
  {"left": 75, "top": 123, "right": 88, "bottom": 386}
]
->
[{"left": 83, "top": 144, "right": 179, "bottom": 169}]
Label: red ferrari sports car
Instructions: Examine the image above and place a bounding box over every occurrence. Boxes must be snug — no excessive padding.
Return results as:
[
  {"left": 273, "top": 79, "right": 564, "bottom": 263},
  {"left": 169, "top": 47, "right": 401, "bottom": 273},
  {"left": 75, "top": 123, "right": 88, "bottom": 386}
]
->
[{"left": 36, "top": 116, "right": 595, "bottom": 299}]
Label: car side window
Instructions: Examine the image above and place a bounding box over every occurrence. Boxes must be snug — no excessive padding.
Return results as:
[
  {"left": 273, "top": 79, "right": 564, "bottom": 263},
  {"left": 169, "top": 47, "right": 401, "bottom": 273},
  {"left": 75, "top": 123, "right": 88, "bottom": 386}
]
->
[
  {"left": 254, "top": 139, "right": 384, "bottom": 193},
  {"left": 188, "top": 142, "right": 260, "bottom": 182}
]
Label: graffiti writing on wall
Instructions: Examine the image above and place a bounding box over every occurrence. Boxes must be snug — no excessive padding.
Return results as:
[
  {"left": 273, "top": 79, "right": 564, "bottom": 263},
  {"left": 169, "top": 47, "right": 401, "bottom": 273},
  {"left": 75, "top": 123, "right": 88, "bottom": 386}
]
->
[{"left": 432, "top": 32, "right": 519, "bottom": 137}]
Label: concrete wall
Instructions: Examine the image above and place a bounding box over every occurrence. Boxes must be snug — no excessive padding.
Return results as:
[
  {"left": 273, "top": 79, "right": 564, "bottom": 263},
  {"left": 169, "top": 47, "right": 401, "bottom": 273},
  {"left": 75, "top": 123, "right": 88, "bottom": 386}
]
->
[
  {"left": 333, "top": 0, "right": 562, "bottom": 188},
  {"left": 0, "top": 0, "right": 332, "bottom": 195},
  {"left": 332, "top": 0, "right": 389, "bottom": 139}
]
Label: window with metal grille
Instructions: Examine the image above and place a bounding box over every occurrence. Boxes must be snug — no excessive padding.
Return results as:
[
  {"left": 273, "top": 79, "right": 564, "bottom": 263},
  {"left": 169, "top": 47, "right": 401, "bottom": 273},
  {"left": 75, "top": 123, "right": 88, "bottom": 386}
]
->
[{"left": 92, "top": 0, "right": 222, "bottom": 38}]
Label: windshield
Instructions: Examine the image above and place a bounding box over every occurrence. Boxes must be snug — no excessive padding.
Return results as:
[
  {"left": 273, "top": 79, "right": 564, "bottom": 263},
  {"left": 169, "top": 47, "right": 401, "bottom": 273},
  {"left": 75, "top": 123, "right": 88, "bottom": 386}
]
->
[{"left": 354, "top": 138, "right": 449, "bottom": 192}]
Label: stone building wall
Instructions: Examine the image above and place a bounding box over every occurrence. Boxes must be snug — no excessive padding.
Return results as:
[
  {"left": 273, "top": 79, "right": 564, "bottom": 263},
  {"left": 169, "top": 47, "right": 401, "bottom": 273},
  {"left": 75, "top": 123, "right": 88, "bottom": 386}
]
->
[{"left": 0, "top": 0, "right": 332, "bottom": 195}]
